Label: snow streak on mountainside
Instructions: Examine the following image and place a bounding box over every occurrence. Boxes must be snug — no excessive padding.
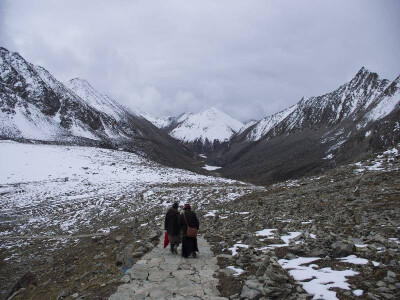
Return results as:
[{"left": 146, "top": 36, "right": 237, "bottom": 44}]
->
[
  {"left": 246, "top": 105, "right": 297, "bottom": 141},
  {"left": 66, "top": 78, "right": 132, "bottom": 122},
  {"left": 238, "top": 120, "right": 257, "bottom": 134},
  {"left": 363, "top": 75, "right": 400, "bottom": 124},
  {"left": 170, "top": 107, "right": 243, "bottom": 143},
  {"left": 142, "top": 112, "right": 192, "bottom": 129}
]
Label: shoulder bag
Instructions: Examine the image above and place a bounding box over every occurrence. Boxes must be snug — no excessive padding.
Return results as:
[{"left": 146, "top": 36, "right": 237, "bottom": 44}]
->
[{"left": 183, "top": 212, "right": 198, "bottom": 238}]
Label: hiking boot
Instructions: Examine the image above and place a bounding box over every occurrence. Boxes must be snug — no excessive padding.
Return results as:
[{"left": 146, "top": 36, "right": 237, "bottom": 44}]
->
[
  {"left": 171, "top": 244, "right": 178, "bottom": 254},
  {"left": 192, "top": 252, "right": 197, "bottom": 258}
]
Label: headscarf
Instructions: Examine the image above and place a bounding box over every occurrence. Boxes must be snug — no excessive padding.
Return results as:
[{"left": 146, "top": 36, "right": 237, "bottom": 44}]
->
[{"left": 183, "top": 203, "right": 191, "bottom": 211}]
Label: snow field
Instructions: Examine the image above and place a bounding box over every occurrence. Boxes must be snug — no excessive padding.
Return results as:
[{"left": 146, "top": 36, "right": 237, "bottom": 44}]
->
[{"left": 0, "top": 141, "right": 257, "bottom": 259}]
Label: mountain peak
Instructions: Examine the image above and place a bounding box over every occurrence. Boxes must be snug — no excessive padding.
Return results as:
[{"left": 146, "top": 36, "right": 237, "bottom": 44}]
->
[
  {"left": 354, "top": 66, "right": 375, "bottom": 79},
  {"left": 0, "top": 47, "right": 10, "bottom": 54},
  {"left": 201, "top": 106, "right": 232, "bottom": 117},
  {"left": 68, "top": 78, "right": 92, "bottom": 88},
  {"left": 170, "top": 107, "right": 244, "bottom": 144},
  {"left": 205, "top": 106, "right": 220, "bottom": 112}
]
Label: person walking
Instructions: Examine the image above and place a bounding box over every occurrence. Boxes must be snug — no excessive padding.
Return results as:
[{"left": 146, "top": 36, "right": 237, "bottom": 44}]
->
[
  {"left": 180, "top": 203, "right": 199, "bottom": 258},
  {"left": 164, "top": 202, "right": 181, "bottom": 254}
]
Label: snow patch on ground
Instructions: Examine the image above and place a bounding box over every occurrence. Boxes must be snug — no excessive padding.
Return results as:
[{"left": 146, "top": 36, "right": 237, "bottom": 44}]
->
[
  {"left": 227, "top": 266, "right": 245, "bottom": 276},
  {"left": 255, "top": 229, "right": 277, "bottom": 237},
  {"left": 203, "top": 165, "right": 222, "bottom": 171},
  {"left": 339, "top": 255, "right": 369, "bottom": 265},
  {"left": 229, "top": 242, "right": 249, "bottom": 256},
  {"left": 279, "top": 257, "right": 358, "bottom": 300},
  {"left": 204, "top": 210, "right": 217, "bottom": 217}
]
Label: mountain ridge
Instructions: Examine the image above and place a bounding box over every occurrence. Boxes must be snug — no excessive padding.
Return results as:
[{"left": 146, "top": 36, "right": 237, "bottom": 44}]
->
[
  {"left": 0, "top": 47, "right": 201, "bottom": 172},
  {"left": 210, "top": 67, "right": 400, "bottom": 184}
]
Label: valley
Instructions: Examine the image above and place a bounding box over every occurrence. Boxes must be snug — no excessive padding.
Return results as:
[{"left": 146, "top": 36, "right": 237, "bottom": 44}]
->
[
  {"left": 1, "top": 141, "right": 398, "bottom": 300},
  {"left": 0, "top": 46, "right": 399, "bottom": 299}
]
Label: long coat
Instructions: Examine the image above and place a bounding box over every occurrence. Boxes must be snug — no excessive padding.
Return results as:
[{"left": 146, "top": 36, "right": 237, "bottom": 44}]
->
[
  {"left": 180, "top": 210, "right": 199, "bottom": 257},
  {"left": 179, "top": 210, "right": 199, "bottom": 236},
  {"left": 164, "top": 207, "right": 180, "bottom": 236}
]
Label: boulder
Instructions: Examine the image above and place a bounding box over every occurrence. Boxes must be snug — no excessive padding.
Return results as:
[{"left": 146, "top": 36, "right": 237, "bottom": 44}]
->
[
  {"left": 240, "top": 281, "right": 263, "bottom": 300},
  {"left": 331, "top": 241, "right": 354, "bottom": 257},
  {"left": 264, "top": 262, "right": 291, "bottom": 283},
  {"left": 4, "top": 271, "right": 37, "bottom": 300},
  {"left": 115, "top": 243, "right": 135, "bottom": 268}
]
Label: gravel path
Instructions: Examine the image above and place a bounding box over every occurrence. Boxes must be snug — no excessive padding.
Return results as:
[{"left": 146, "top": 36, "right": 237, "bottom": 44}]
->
[{"left": 109, "top": 235, "right": 227, "bottom": 300}]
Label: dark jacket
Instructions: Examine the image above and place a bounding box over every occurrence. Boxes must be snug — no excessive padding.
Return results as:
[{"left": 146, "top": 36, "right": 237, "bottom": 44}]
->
[
  {"left": 165, "top": 207, "right": 180, "bottom": 236},
  {"left": 180, "top": 210, "right": 199, "bottom": 236}
]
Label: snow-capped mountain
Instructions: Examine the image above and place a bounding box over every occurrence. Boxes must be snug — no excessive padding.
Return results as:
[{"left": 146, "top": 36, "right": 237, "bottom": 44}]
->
[
  {"left": 245, "top": 67, "right": 395, "bottom": 142},
  {"left": 141, "top": 107, "right": 243, "bottom": 154},
  {"left": 0, "top": 47, "right": 129, "bottom": 142},
  {"left": 170, "top": 107, "right": 244, "bottom": 143},
  {"left": 0, "top": 47, "right": 198, "bottom": 171},
  {"left": 215, "top": 67, "right": 400, "bottom": 184}
]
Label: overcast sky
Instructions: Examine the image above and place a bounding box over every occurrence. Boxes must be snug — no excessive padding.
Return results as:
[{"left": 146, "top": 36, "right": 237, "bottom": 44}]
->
[{"left": 1, "top": 0, "right": 399, "bottom": 121}]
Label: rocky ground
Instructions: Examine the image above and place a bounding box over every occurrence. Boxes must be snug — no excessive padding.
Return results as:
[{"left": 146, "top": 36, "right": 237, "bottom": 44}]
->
[
  {"left": 1, "top": 145, "right": 399, "bottom": 299},
  {"left": 0, "top": 182, "right": 254, "bottom": 300},
  {"left": 201, "top": 147, "right": 400, "bottom": 299}
]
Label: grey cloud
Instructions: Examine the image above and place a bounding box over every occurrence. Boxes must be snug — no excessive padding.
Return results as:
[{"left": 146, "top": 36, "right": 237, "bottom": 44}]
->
[{"left": 1, "top": 0, "right": 399, "bottom": 121}]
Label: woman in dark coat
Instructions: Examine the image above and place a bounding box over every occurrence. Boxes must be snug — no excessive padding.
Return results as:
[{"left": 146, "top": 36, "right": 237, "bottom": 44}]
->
[
  {"left": 164, "top": 202, "right": 181, "bottom": 254},
  {"left": 180, "top": 203, "right": 199, "bottom": 258}
]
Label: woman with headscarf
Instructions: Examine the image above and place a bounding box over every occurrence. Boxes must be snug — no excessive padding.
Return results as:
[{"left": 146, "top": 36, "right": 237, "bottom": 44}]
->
[
  {"left": 164, "top": 202, "right": 181, "bottom": 254},
  {"left": 180, "top": 203, "right": 199, "bottom": 258}
]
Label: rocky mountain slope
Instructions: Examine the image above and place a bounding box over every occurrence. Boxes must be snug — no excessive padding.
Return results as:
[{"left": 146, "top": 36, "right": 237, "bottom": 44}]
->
[
  {"left": 203, "top": 145, "right": 400, "bottom": 299},
  {"left": 0, "top": 47, "right": 198, "bottom": 171},
  {"left": 211, "top": 67, "right": 400, "bottom": 185}
]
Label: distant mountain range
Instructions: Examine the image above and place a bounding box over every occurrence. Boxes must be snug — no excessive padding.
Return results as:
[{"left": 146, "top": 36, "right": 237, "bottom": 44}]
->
[
  {"left": 212, "top": 67, "right": 400, "bottom": 184},
  {"left": 1, "top": 46, "right": 399, "bottom": 184},
  {"left": 0, "top": 47, "right": 198, "bottom": 171}
]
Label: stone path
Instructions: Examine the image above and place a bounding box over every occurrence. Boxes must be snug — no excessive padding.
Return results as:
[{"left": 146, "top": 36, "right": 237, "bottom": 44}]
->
[{"left": 109, "top": 235, "right": 227, "bottom": 300}]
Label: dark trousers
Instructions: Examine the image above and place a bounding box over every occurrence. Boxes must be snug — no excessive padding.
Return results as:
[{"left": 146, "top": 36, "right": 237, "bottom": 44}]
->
[{"left": 181, "top": 236, "right": 199, "bottom": 258}]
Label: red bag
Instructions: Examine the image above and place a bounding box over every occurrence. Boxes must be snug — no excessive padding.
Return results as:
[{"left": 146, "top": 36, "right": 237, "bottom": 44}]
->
[{"left": 164, "top": 232, "right": 169, "bottom": 248}]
